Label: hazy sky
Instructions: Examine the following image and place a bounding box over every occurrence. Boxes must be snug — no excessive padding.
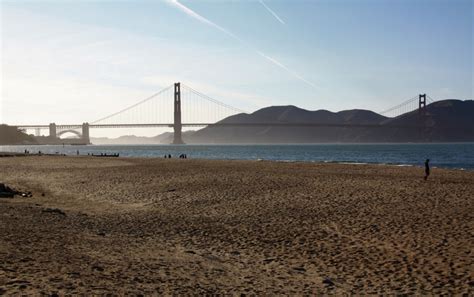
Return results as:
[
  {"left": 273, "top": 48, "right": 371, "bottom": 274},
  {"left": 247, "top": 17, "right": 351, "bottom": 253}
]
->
[{"left": 1, "top": 0, "right": 472, "bottom": 137}]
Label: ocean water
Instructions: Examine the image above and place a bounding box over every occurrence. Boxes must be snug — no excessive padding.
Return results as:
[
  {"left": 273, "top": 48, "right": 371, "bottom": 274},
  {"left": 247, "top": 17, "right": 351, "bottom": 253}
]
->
[{"left": 1, "top": 143, "right": 473, "bottom": 170}]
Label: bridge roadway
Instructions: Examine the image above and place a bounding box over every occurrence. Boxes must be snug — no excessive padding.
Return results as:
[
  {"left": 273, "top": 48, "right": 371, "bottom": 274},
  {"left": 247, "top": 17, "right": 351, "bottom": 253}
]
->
[{"left": 16, "top": 123, "right": 424, "bottom": 129}]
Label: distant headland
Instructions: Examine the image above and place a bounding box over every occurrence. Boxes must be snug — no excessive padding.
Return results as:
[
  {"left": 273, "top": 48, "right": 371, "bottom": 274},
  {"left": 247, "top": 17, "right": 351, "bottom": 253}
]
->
[{"left": 93, "top": 99, "right": 474, "bottom": 144}]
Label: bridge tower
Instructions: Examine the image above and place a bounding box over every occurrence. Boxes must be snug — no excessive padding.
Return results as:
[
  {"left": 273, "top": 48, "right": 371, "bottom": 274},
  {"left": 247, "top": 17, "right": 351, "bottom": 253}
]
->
[
  {"left": 82, "top": 123, "right": 90, "bottom": 144},
  {"left": 418, "top": 94, "right": 428, "bottom": 142},
  {"left": 49, "top": 123, "right": 57, "bottom": 139},
  {"left": 173, "top": 82, "right": 184, "bottom": 144},
  {"left": 418, "top": 94, "right": 426, "bottom": 116}
]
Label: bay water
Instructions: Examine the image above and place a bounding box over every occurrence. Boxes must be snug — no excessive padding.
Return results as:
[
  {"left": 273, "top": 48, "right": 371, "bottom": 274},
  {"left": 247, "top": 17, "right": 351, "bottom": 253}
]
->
[{"left": 1, "top": 143, "right": 473, "bottom": 170}]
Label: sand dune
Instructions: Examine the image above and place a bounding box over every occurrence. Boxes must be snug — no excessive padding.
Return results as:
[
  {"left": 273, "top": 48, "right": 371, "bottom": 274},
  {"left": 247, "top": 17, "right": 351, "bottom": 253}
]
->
[{"left": 0, "top": 156, "right": 473, "bottom": 294}]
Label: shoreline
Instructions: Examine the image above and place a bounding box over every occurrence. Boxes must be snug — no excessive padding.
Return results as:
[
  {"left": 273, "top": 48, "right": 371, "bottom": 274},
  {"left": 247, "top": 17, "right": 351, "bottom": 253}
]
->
[{"left": 1, "top": 151, "right": 472, "bottom": 171}]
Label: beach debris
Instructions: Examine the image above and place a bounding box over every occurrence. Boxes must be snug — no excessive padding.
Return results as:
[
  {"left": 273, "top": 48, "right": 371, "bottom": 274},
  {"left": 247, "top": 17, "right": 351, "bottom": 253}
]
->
[
  {"left": 20, "top": 257, "right": 34, "bottom": 263},
  {"left": 21, "top": 192, "right": 33, "bottom": 198},
  {"left": 92, "top": 264, "right": 104, "bottom": 272},
  {"left": 0, "top": 183, "right": 32, "bottom": 198},
  {"left": 369, "top": 223, "right": 380, "bottom": 232},
  {"left": 263, "top": 257, "right": 276, "bottom": 264},
  {"left": 292, "top": 266, "right": 306, "bottom": 273},
  {"left": 322, "top": 277, "right": 335, "bottom": 287},
  {"left": 67, "top": 271, "right": 81, "bottom": 277},
  {"left": 41, "top": 208, "right": 66, "bottom": 216},
  {"left": 0, "top": 183, "right": 33, "bottom": 198}
]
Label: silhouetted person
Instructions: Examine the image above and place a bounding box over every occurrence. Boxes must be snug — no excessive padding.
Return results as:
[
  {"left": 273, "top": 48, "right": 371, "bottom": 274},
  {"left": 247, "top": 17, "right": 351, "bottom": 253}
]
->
[
  {"left": 168, "top": 154, "right": 171, "bottom": 158},
  {"left": 424, "top": 159, "right": 430, "bottom": 180},
  {"left": 77, "top": 150, "right": 79, "bottom": 156}
]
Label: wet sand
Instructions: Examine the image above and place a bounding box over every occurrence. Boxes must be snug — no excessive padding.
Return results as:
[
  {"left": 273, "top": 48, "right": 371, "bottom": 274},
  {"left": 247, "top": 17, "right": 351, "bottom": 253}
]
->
[{"left": 0, "top": 156, "right": 473, "bottom": 294}]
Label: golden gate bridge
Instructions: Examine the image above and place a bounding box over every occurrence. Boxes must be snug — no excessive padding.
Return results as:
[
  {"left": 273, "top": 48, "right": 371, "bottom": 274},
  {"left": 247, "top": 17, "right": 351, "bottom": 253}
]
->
[{"left": 14, "top": 82, "right": 435, "bottom": 144}]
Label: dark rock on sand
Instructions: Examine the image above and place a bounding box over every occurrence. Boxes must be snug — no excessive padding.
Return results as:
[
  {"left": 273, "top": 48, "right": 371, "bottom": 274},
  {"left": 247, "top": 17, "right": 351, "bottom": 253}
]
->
[
  {"left": 41, "top": 208, "right": 66, "bottom": 216},
  {"left": 323, "top": 277, "right": 335, "bottom": 286},
  {"left": 293, "top": 266, "right": 306, "bottom": 273},
  {"left": 0, "top": 183, "right": 16, "bottom": 198}
]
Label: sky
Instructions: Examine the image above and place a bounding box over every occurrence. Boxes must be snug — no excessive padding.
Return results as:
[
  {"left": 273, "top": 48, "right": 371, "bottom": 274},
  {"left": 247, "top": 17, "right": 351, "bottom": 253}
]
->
[{"left": 0, "top": 0, "right": 472, "bottom": 137}]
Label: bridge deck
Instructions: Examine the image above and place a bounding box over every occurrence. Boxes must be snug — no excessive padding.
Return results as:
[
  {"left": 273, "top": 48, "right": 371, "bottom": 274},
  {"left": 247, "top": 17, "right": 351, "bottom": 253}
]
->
[{"left": 15, "top": 123, "right": 423, "bottom": 129}]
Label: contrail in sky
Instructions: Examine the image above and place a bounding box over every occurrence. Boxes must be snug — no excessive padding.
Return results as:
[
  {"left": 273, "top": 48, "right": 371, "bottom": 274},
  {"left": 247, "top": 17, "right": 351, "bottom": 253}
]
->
[
  {"left": 259, "top": 0, "right": 285, "bottom": 25},
  {"left": 256, "top": 51, "right": 318, "bottom": 89},
  {"left": 166, "top": 0, "right": 319, "bottom": 90},
  {"left": 166, "top": 0, "right": 242, "bottom": 42}
]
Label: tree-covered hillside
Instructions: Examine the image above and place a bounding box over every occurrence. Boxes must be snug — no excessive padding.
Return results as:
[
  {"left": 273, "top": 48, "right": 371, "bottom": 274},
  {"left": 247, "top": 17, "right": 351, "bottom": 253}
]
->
[{"left": 0, "top": 125, "right": 37, "bottom": 145}]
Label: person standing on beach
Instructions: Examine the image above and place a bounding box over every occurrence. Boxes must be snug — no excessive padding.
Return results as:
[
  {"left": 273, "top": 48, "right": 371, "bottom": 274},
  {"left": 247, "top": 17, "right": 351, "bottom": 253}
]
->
[{"left": 424, "top": 159, "right": 430, "bottom": 180}]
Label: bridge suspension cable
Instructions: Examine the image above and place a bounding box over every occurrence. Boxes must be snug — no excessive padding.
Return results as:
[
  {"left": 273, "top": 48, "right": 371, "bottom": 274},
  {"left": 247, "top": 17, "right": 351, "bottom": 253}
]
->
[
  {"left": 426, "top": 95, "right": 436, "bottom": 104},
  {"left": 378, "top": 95, "right": 419, "bottom": 118},
  {"left": 88, "top": 82, "right": 247, "bottom": 126},
  {"left": 91, "top": 84, "right": 174, "bottom": 125},
  {"left": 378, "top": 94, "right": 437, "bottom": 118},
  {"left": 180, "top": 83, "right": 247, "bottom": 124},
  {"left": 180, "top": 83, "right": 247, "bottom": 114}
]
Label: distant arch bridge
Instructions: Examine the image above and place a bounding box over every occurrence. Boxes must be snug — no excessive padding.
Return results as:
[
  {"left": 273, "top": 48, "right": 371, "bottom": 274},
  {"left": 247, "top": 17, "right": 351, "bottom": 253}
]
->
[{"left": 56, "top": 129, "right": 83, "bottom": 139}]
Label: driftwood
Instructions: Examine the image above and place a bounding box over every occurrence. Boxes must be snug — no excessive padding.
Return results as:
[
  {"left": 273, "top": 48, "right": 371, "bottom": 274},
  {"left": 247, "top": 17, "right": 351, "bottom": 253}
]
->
[{"left": 42, "top": 208, "right": 66, "bottom": 216}]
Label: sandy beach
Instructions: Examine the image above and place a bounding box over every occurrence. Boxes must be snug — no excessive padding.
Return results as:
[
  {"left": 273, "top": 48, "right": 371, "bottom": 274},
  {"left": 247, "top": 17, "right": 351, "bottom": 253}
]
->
[{"left": 0, "top": 155, "right": 473, "bottom": 294}]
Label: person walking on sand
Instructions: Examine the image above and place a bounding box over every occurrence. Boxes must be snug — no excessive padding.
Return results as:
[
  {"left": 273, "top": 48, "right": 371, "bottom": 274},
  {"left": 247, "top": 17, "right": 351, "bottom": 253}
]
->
[{"left": 424, "top": 159, "right": 430, "bottom": 180}]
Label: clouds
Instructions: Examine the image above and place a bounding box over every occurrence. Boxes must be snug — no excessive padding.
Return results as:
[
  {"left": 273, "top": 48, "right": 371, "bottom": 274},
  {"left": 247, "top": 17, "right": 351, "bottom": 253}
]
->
[{"left": 165, "top": 0, "right": 319, "bottom": 90}]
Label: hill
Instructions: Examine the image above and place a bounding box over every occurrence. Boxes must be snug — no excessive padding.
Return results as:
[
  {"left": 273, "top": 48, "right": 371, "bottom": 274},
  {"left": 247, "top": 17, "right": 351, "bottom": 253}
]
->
[
  {"left": 90, "top": 131, "right": 196, "bottom": 145},
  {"left": 186, "top": 99, "right": 474, "bottom": 143},
  {"left": 375, "top": 100, "right": 474, "bottom": 142}
]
